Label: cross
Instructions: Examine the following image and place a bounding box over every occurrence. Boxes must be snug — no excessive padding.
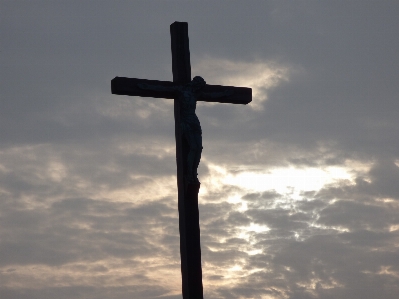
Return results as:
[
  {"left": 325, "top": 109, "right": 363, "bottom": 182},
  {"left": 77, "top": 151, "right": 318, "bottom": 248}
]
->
[{"left": 111, "top": 22, "right": 251, "bottom": 299}]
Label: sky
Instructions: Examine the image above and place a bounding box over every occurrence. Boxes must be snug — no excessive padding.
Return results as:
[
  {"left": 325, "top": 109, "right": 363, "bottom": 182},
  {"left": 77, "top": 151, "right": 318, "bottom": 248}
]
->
[{"left": 1, "top": 1, "right": 399, "bottom": 299}]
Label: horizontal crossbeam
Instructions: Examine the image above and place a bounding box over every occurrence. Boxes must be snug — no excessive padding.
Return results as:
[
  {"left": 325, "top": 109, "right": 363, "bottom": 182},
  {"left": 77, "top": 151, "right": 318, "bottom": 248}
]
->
[
  {"left": 111, "top": 77, "right": 175, "bottom": 99},
  {"left": 111, "top": 77, "right": 252, "bottom": 105}
]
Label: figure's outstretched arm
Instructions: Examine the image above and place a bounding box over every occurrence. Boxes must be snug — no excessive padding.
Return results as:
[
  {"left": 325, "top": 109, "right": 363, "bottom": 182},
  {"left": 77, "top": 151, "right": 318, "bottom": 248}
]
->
[
  {"left": 137, "top": 83, "right": 179, "bottom": 92},
  {"left": 202, "top": 89, "right": 234, "bottom": 99}
]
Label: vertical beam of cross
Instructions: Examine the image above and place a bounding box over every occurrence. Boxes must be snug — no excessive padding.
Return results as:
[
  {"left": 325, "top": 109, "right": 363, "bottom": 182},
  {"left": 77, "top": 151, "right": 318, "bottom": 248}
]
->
[{"left": 170, "top": 22, "right": 204, "bottom": 299}]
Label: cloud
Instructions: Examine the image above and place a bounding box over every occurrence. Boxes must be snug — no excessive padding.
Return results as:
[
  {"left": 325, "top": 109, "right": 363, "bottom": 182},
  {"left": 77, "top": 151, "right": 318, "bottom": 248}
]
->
[
  {"left": 2, "top": 2, "right": 399, "bottom": 299},
  {"left": 194, "top": 57, "right": 292, "bottom": 110}
]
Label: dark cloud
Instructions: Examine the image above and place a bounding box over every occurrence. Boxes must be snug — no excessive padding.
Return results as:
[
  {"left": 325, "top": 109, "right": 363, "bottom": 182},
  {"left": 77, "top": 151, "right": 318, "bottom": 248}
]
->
[{"left": 0, "top": 197, "right": 177, "bottom": 267}]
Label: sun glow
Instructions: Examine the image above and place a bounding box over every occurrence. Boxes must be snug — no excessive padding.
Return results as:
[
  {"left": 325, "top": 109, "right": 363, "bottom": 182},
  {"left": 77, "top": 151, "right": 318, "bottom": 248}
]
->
[
  {"left": 223, "top": 165, "right": 357, "bottom": 199},
  {"left": 202, "top": 160, "right": 372, "bottom": 207}
]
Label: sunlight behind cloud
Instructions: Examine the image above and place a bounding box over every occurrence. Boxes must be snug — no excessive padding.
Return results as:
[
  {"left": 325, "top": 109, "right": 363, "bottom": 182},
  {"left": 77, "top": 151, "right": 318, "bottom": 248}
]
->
[
  {"left": 203, "top": 160, "right": 372, "bottom": 203},
  {"left": 223, "top": 165, "right": 362, "bottom": 200}
]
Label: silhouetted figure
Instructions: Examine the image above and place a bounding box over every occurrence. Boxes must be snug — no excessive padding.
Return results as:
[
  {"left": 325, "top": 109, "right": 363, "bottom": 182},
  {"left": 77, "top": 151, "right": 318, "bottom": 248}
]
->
[{"left": 138, "top": 76, "right": 232, "bottom": 183}]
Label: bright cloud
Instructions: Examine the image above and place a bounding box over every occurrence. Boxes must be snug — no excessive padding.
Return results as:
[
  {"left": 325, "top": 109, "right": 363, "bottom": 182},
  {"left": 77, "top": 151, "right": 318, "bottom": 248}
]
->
[
  {"left": 205, "top": 160, "right": 372, "bottom": 201},
  {"left": 194, "top": 57, "right": 292, "bottom": 109}
]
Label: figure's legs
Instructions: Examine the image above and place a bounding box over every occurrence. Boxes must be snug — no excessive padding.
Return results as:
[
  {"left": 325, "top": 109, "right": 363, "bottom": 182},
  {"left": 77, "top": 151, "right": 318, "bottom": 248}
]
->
[
  {"left": 193, "top": 133, "right": 202, "bottom": 182},
  {"left": 184, "top": 129, "right": 203, "bottom": 183},
  {"left": 184, "top": 131, "right": 198, "bottom": 182}
]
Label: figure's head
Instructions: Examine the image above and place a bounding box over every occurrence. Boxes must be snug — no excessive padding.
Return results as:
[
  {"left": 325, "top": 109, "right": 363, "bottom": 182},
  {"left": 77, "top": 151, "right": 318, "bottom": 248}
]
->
[{"left": 191, "top": 76, "right": 206, "bottom": 91}]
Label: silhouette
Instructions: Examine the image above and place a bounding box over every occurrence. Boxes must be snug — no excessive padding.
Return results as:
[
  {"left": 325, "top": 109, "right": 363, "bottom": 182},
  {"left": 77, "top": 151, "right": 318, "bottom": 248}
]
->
[{"left": 111, "top": 22, "right": 251, "bottom": 299}]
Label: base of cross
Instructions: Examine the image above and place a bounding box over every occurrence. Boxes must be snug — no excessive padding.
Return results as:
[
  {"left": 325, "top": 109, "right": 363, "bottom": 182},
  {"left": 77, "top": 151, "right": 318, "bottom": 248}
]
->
[{"left": 180, "top": 180, "right": 204, "bottom": 299}]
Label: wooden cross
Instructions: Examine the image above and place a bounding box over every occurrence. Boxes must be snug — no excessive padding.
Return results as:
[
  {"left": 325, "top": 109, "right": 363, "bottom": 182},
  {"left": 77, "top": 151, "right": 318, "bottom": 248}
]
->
[{"left": 111, "top": 22, "right": 251, "bottom": 299}]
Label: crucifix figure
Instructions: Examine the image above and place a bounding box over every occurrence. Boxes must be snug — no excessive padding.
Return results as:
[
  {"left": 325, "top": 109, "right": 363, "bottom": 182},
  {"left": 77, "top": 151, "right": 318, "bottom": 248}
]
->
[
  {"left": 138, "top": 76, "right": 233, "bottom": 183},
  {"left": 111, "top": 22, "right": 251, "bottom": 299}
]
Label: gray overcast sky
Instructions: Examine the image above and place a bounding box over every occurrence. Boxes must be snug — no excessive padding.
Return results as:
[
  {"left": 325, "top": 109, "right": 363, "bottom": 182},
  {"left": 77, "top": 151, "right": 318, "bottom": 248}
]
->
[{"left": 1, "top": 1, "right": 399, "bottom": 299}]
